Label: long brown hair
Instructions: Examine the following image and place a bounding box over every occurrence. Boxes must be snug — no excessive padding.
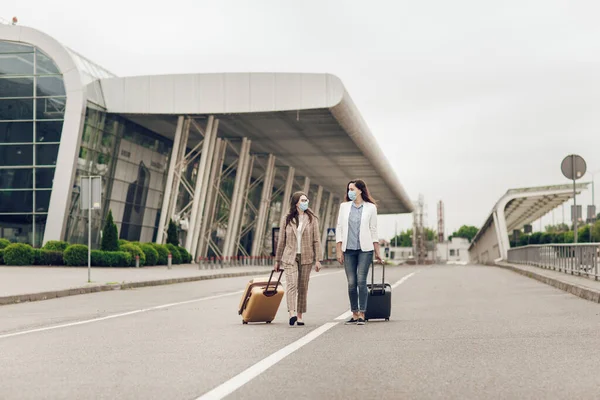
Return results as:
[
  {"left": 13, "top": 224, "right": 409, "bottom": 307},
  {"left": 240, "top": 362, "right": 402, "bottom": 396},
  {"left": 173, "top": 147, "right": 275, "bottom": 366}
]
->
[
  {"left": 344, "top": 179, "right": 377, "bottom": 204},
  {"left": 285, "top": 191, "right": 317, "bottom": 227}
]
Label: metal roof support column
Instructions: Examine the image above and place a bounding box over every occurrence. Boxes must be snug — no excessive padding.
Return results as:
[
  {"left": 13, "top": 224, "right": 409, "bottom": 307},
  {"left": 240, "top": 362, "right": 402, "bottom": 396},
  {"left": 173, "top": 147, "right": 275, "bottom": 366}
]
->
[
  {"left": 494, "top": 207, "right": 511, "bottom": 261},
  {"left": 190, "top": 119, "right": 219, "bottom": 257},
  {"left": 156, "top": 115, "right": 185, "bottom": 243},
  {"left": 303, "top": 177, "right": 311, "bottom": 195},
  {"left": 223, "top": 138, "right": 251, "bottom": 256},
  {"left": 320, "top": 192, "right": 334, "bottom": 259},
  {"left": 197, "top": 138, "right": 226, "bottom": 259},
  {"left": 167, "top": 117, "right": 191, "bottom": 226},
  {"left": 280, "top": 167, "right": 296, "bottom": 224},
  {"left": 185, "top": 116, "right": 215, "bottom": 251},
  {"left": 313, "top": 185, "right": 323, "bottom": 218},
  {"left": 251, "top": 155, "right": 277, "bottom": 257}
]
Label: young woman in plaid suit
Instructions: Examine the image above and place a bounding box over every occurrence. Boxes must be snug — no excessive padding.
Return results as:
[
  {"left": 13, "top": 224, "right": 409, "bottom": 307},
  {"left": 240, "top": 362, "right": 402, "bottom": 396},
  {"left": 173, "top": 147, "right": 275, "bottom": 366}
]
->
[{"left": 274, "top": 191, "right": 323, "bottom": 326}]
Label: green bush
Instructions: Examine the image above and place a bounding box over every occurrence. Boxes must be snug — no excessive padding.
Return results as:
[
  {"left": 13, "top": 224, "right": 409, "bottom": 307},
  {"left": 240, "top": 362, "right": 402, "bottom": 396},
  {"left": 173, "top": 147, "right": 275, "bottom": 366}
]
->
[
  {"left": 34, "top": 249, "right": 64, "bottom": 266},
  {"left": 101, "top": 210, "right": 119, "bottom": 251},
  {"left": 42, "top": 240, "right": 69, "bottom": 252},
  {"left": 151, "top": 243, "right": 170, "bottom": 265},
  {"left": 0, "top": 238, "right": 11, "bottom": 249},
  {"left": 91, "top": 250, "right": 132, "bottom": 267},
  {"left": 119, "top": 243, "right": 146, "bottom": 266},
  {"left": 177, "top": 246, "right": 192, "bottom": 263},
  {"left": 4, "top": 243, "right": 35, "bottom": 266},
  {"left": 64, "top": 244, "right": 88, "bottom": 266},
  {"left": 139, "top": 244, "right": 159, "bottom": 266},
  {"left": 0, "top": 249, "right": 4, "bottom": 265},
  {"left": 166, "top": 244, "right": 182, "bottom": 264},
  {"left": 118, "top": 239, "right": 130, "bottom": 247}
]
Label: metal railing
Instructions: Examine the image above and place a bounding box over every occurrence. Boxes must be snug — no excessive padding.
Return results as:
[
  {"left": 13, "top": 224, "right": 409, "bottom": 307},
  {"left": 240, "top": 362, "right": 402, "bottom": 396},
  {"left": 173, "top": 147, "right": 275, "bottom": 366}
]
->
[{"left": 507, "top": 244, "right": 600, "bottom": 280}]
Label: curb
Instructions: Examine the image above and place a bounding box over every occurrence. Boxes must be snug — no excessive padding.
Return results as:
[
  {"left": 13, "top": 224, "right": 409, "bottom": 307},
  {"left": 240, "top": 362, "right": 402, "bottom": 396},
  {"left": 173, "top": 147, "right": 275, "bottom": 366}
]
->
[
  {"left": 0, "top": 270, "right": 271, "bottom": 307},
  {"left": 495, "top": 262, "right": 600, "bottom": 304}
]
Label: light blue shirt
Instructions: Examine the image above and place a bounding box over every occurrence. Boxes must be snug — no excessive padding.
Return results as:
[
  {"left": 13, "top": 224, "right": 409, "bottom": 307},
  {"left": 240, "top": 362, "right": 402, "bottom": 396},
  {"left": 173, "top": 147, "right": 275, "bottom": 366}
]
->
[{"left": 347, "top": 203, "right": 363, "bottom": 250}]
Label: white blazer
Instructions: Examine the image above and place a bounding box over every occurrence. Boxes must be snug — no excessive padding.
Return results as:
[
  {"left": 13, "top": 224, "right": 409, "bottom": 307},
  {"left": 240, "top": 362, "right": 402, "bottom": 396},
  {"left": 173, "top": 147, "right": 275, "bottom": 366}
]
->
[{"left": 335, "top": 201, "right": 378, "bottom": 252}]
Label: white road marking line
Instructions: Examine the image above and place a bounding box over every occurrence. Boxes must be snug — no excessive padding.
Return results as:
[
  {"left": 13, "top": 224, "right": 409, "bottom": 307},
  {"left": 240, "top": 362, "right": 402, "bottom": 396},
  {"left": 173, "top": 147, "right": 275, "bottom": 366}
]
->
[
  {"left": 196, "top": 322, "right": 339, "bottom": 400},
  {"left": 0, "top": 269, "right": 343, "bottom": 340},
  {"left": 335, "top": 270, "right": 419, "bottom": 321},
  {"left": 0, "top": 291, "right": 243, "bottom": 340}
]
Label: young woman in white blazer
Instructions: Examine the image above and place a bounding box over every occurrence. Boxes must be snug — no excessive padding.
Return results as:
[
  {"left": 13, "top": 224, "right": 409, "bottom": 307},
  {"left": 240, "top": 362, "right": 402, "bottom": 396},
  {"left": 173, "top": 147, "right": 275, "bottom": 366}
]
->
[{"left": 335, "top": 179, "right": 383, "bottom": 325}]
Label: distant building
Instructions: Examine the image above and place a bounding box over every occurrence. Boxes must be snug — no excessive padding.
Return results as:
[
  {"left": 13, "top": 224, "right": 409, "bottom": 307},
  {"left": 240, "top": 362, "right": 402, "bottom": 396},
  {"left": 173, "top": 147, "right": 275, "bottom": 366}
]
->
[{"left": 388, "top": 237, "right": 470, "bottom": 264}]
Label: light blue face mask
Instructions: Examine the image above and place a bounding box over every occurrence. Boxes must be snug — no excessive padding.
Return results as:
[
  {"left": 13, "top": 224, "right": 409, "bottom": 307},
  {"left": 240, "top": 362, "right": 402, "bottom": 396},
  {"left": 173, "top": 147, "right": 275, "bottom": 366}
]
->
[
  {"left": 348, "top": 190, "right": 357, "bottom": 201},
  {"left": 299, "top": 201, "right": 309, "bottom": 211}
]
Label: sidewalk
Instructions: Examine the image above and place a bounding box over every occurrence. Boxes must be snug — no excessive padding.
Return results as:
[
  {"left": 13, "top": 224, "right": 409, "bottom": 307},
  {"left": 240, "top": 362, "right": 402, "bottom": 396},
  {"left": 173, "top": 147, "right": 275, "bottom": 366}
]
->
[
  {"left": 495, "top": 261, "right": 600, "bottom": 303},
  {"left": 0, "top": 264, "right": 275, "bottom": 306}
]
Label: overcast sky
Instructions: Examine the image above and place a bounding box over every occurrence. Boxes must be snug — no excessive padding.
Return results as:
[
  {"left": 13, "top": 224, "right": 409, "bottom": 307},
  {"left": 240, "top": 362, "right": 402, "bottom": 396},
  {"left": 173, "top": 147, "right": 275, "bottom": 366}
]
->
[{"left": 7, "top": 0, "right": 600, "bottom": 240}]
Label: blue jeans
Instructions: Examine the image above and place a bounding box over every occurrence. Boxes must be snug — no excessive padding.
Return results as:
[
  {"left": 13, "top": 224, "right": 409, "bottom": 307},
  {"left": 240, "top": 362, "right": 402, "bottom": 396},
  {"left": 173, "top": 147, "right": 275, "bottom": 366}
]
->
[{"left": 344, "top": 249, "right": 372, "bottom": 313}]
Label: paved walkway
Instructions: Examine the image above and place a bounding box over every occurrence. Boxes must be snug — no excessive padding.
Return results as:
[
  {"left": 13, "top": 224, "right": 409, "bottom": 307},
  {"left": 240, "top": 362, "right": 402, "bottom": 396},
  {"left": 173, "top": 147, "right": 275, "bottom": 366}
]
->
[
  {"left": 0, "top": 264, "right": 275, "bottom": 305},
  {"left": 496, "top": 261, "right": 600, "bottom": 303}
]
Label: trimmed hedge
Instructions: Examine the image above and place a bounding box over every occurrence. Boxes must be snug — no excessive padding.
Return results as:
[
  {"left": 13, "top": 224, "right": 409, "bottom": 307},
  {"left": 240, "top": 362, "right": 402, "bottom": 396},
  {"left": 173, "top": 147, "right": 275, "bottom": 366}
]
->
[
  {"left": 91, "top": 250, "right": 132, "bottom": 267},
  {"left": 0, "top": 238, "right": 10, "bottom": 249},
  {"left": 0, "top": 249, "right": 4, "bottom": 265},
  {"left": 166, "top": 244, "right": 182, "bottom": 264},
  {"left": 42, "top": 240, "right": 69, "bottom": 252},
  {"left": 177, "top": 246, "right": 192, "bottom": 264},
  {"left": 119, "top": 243, "right": 146, "bottom": 267},
  {"left": 151, "top": 243, "right": 169, "bottom": 265},
  {"left": 118, "top": 239, "right": 130, "bottom": 247},
  {"left": 139, "top": 244, "right": 159, "bottom": 266},
  {"left": 33, "top": 249, "right": 64, "bottom": 266},
  {"left": 4, "top": 243, "right": 35, "bottom": 266},
  {"left": 64, "top": 244, "right": 88, "bottom": 266}
]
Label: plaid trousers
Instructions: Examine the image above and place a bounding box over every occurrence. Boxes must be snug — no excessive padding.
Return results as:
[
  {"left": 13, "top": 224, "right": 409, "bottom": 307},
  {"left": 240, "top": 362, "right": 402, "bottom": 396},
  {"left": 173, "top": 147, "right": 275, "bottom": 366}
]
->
[{"left": 283, "top": 254, "right": 312, "bottom": 313}]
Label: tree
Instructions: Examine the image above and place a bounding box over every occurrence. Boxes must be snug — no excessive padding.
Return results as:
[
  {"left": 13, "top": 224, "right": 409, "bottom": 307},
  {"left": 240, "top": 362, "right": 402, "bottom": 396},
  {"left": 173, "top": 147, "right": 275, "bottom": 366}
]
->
[
  {"left": 167, "top": 219, "right": 179, "bottom": 246},
  {"left": 101, "top": 210, "right": 119, "bottom": 251},
  {"left": 450, "top": 225, "right": 479, "bottom": 242},
  {"left": 545, "top": 223, "right": 569, "bottom": 233},
  {"left": 390, "top": 228, "right": 436, "bottom": 247}
]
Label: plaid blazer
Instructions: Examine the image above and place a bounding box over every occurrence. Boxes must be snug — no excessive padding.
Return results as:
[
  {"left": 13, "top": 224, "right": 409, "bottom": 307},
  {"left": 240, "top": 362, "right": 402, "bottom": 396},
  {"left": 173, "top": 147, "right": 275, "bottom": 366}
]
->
[{"left": 275, "top": 214, "right": 322, "bottom": 265}]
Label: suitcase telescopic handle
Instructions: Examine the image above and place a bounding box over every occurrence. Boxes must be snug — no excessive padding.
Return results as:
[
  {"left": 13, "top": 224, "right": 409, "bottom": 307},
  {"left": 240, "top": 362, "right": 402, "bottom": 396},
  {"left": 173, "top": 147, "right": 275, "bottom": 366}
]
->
[
  {"left": 264, "top": 269, "right": 283, "bottom": 297},
  {"left": 371, "top": 258, "right": 385, "bottom": 286}
]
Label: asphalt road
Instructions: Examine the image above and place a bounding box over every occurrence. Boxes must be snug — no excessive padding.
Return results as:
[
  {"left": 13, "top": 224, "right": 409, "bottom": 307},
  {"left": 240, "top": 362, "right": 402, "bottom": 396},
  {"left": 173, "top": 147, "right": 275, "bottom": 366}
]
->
[{"left": 1, "top": 264, "right": 600, "bottom": 400}]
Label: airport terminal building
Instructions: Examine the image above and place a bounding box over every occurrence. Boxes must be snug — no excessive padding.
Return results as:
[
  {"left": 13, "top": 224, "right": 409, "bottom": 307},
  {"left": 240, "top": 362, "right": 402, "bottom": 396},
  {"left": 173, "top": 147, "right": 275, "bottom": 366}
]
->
[{"left": 0, "top": 23, "right": 413, "bottom": 260}]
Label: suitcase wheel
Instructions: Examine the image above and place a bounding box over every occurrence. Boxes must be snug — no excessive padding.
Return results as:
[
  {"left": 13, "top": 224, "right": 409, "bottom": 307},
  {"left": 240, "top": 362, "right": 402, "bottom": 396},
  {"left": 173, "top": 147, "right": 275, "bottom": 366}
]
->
[
  {"left": 242, "top": 321, "right": 248, "bottom": 324},
  {"left": 266, "top": 321, "right": 272, "bottom": 324},
  {"left": 385, "top": 318, "right": 389, "bottom": 321}
]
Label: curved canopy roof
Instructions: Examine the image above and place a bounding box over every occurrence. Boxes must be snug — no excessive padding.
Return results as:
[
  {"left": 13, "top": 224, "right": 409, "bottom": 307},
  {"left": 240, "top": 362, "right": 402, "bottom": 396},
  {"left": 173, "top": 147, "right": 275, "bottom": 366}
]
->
[{"left": 92, "top": 73, "right": 413, "bottom": 214}]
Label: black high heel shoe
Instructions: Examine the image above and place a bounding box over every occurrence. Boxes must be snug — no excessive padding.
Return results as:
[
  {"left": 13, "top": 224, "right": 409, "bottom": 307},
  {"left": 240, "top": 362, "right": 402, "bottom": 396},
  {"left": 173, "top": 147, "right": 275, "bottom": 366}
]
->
[{"left": 289, "top": 316, "right": 297, "bottom": 326}]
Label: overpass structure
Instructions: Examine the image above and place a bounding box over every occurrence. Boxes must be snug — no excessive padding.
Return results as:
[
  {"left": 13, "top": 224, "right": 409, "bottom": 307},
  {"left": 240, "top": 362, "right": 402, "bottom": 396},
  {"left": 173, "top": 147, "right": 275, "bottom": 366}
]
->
[
  {"left": 469, "top": 183, "right": 589, "bottom": 264},
  {"left": 0, "top": 24, "right": 413, "bottom": 259}
]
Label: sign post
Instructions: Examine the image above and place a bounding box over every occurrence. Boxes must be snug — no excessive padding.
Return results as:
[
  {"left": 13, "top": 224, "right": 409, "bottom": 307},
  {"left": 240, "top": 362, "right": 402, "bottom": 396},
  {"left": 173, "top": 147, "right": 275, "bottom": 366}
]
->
[
  {"left": 81, "top": 176, "right": 102, "bottom": 282},
  {"left": 561, "top": 154, "right": 586, "bottom": 243}
]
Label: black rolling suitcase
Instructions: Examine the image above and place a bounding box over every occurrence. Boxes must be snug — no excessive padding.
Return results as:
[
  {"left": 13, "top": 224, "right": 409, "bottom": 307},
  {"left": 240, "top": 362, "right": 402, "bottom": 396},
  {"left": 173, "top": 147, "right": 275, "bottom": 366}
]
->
[{"left": 365, "top": 261, "right": 391, "bottom": 321}]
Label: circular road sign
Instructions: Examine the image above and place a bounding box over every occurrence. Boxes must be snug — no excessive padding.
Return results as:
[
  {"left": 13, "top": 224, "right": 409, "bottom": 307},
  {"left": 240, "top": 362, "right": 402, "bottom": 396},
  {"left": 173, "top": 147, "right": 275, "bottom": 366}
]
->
[{"left": 561, "top": 154, "right": 587, "bottom": 180}]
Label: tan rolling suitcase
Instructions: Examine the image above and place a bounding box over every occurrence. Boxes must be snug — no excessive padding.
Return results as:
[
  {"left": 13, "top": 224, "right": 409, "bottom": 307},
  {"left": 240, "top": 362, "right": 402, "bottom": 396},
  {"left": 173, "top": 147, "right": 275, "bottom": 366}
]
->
[{"left": 238, "top": 270, "right": 284, "bottom": 324}]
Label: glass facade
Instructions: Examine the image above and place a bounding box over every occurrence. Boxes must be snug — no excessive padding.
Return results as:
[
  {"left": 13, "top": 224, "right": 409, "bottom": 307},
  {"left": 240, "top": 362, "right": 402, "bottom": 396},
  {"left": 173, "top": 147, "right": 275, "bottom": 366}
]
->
[
  {"left": 0, "top": 41, "right": 64, "bottom": 246},
  {"left": 65, "top": 108, "right": 173, "bottom": 247}
]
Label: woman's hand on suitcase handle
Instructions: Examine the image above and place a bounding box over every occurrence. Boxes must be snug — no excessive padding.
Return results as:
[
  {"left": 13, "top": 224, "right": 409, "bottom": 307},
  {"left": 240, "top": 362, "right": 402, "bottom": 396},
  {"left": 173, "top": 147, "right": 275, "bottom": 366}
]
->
[
  {"left": 274, "top": 262, "right": 281, "bottom": 272},
  {"left": 375, "top": 255, "right": 383, "bottom": 264}
]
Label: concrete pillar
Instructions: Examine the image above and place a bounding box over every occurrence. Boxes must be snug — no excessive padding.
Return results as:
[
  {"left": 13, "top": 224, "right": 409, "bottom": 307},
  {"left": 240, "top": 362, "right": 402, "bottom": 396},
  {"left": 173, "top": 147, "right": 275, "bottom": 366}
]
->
[
  {"left": 197, "top": 138, "right": 226, "bottom": 259},
  {"left": 223, "top": 138, "right": 252, "bottom": 256},
  {"left": 167, "top": 118, "right": 191, "bottom": 224},
  {"left": 320, "top": 192, "right": 334, "bottom": 259},
  {"left": 251, "top": 155, "right": 276, "bottom": 256},
  {"left": 303, "top": 177, "right": 310, "bottom": 195},
  {"left": 185, "top": 116, "right": 215, "bottom": 251},
  {"left": 156, "top": 116, "right": 185, "bottom": 243},
  {"left": 190, "top": 119, "right": 219, "bottom": 257},
  {"left": 313, "top": 185, "right": 323, "bottom": 217},
  {"left": 280, "top": 167, "right": 295, "bottom": 224}
]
